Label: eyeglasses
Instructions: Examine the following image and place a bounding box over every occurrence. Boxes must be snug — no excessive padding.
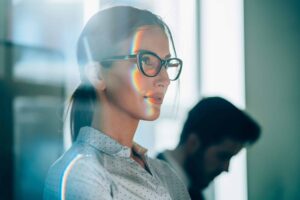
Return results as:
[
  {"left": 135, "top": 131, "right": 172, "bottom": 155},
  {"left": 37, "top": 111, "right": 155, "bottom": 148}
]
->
[{"left": 101, "top": 50, "right": 183, "bottom": 81}]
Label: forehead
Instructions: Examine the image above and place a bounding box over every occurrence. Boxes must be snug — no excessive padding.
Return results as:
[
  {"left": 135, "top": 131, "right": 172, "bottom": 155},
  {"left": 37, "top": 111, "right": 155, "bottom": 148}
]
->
[{"left": 120, "top": 25, "right": 170, "bottom": 56}]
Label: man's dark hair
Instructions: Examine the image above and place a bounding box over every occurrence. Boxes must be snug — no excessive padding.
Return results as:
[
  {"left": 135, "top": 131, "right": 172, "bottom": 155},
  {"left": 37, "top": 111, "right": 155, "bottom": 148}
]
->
[{"left": 179, "top": 97, "right": 261, "bottom": 147}]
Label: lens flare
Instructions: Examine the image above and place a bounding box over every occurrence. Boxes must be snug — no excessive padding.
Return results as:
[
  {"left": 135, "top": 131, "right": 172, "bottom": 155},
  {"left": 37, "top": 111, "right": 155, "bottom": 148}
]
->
[
  {"left": 130, "top": 31, "right": 155, "bottom": 117},
  {"left": 60, "top": 154, "right": 84, "bottom": 200}
]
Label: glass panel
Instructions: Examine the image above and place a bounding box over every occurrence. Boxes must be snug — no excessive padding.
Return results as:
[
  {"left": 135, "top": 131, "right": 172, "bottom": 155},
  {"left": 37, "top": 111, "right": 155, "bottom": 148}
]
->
[
  {"left": 0, "top": 45, "right": 5, "bottom": 78},
  {"left": 0, "top": 0, "right": 9, "bottom": 78},
  {"left": 10, "top": 0, "right": 85, "bottom": 86},
  {"left": 14, "top": 96, "right": 64, "bottom": 200},
  {"left": 12, "top": 45, "right": 65, "bottom": 86},
  {"left": 0, "top": 40, "right": 65, "bottom": 85},
  {"left": 0, "top": 0, "right": 9, "bottom": 40}
]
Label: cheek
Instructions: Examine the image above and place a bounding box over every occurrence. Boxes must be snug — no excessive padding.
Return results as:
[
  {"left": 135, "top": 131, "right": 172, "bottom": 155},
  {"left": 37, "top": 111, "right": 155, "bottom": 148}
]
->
[
  {"left": 131, "top": 66, "right": 148, "bottom": 93},
  {"left": 104, "top": 64, "right": 159, "bottom": 119},
  {"left": 103, "top": 69, "right": 133, "bottom": 104},
  {"left": 106, "top": 67, "right": 145, "bottom": 106},
  {"left": 107, "top": 65, "right": 138, "bottom": 92}
]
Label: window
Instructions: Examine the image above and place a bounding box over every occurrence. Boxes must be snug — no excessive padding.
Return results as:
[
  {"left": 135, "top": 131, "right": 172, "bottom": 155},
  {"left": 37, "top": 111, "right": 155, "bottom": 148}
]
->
[{"left": 200, "top": 0, "right": 247, "bottom": 200}]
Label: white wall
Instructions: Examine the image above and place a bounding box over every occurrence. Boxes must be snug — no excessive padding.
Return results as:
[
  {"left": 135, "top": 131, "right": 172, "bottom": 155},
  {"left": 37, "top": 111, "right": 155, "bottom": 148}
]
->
[{"left": 244, "top": 0, "right": 300, "bottom": 199}]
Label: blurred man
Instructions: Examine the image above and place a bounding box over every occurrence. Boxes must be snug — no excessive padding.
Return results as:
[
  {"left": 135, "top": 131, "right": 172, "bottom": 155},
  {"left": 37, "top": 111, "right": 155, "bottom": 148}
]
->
[{"left": 157, "top": 97, "right": 261, "bottom": 200}]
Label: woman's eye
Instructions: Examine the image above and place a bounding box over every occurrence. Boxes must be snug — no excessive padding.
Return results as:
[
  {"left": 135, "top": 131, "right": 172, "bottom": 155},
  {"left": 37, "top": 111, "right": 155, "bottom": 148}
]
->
[{"left": 141, "top": 56, "right": 151, "bottom": 65}]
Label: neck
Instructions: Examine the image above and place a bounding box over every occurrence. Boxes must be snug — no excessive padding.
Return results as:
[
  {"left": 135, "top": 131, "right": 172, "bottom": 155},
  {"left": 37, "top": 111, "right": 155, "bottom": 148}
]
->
[
  {"left": 170, "top": 145, "right": 187, "bottom": 168},
  {"left": 91, "top": 100, "right": 139, "bottom": 148}
]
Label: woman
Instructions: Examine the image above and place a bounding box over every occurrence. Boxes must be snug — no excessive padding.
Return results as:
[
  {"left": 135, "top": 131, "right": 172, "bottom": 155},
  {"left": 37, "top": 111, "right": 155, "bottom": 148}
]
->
[{"left": 44, "top": 6, "right": 189, "bottom": 200}]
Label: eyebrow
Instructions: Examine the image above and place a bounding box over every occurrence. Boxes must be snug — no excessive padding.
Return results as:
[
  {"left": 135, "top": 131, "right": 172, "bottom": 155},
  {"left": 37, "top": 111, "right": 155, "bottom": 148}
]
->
[{"left": 165, "top": 54, "right": 171, "bottom": 59}]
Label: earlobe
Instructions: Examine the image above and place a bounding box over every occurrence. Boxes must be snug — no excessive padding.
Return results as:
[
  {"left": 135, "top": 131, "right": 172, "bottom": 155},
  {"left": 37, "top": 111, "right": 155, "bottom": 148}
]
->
[{"left": 84, "top": 62, "right": 106, "bottom": 91}]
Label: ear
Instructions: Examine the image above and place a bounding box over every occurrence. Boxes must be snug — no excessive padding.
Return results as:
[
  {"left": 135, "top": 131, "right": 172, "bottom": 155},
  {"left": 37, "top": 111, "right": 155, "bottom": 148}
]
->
[
  {"left": 185, "top": 133, "right": 201, "bottom": 154},
  {"left": 84, "top": 62, "right": 106, "bottom": 91}
]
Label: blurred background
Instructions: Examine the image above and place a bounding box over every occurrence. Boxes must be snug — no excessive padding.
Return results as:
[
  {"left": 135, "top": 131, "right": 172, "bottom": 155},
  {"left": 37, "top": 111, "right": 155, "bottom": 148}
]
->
[{"left": 0, "top": 0, "right": 299, "bottom": 200}]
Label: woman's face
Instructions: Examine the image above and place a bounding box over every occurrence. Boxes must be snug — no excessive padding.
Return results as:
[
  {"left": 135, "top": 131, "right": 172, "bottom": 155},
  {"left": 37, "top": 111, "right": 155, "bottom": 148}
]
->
[{"left": 101, "top": 25, "right": 171, "bottom": 121}]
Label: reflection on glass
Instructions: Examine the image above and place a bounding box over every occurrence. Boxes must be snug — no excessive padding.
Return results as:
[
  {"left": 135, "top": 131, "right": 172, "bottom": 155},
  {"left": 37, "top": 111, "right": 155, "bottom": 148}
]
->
[
  {"left": 14, "top": 96, "right": 64, "bottom": 200},
  {"left": 0, "top": 45, "right": 5, "bottom": 77},
  {"left": 12, "top": 45, "right": 65, "bottom": 86}
]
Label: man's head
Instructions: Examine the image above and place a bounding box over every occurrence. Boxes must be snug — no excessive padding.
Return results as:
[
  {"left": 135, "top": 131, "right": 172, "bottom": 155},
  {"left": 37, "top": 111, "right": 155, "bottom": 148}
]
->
[{"left": 179, "top": 97, "right": 261, "bottom": 189}]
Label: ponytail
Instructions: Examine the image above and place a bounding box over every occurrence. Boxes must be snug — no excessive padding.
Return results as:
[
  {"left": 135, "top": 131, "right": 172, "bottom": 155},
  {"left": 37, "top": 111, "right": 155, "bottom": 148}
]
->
[{"left": 70, "top": 83, "right": 97, "bottom": 141}]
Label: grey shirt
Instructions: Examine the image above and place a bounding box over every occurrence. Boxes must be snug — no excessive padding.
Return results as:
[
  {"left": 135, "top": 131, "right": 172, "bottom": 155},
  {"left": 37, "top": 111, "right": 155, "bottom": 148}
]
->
[{"left": 44, "top": 126, "right": 190, "bottom": 200}]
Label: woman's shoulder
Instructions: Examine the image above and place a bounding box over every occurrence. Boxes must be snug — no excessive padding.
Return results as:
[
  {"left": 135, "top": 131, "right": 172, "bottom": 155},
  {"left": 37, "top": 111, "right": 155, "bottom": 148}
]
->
[
  {"left": 44, "top": 144, "right": 112, "bottom": 199},
  {"left": 49, "top": 143, "right": 103, "bottom": 169}
]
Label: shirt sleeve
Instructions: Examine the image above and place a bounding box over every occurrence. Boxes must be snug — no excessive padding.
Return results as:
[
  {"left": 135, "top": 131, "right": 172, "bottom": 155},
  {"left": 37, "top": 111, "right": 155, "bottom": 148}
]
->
[
  {"left": 44, "top": 155, "right": 113, "bottom": 200},
  {"left": 61, "top": 155, "right": 113, "bottom": 200}
]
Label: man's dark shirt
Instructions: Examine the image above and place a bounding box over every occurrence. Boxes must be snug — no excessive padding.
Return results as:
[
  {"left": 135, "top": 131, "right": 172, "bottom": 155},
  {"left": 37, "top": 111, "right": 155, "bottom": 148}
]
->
[{"left": 156, "top": 153, "right": 204, "bottom": 200}]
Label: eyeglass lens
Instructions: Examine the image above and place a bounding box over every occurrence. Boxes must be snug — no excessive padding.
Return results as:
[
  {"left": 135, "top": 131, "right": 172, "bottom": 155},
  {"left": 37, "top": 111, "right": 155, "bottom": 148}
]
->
[{"left": 139, "top": 52, "right": 181, "bottom": 80}]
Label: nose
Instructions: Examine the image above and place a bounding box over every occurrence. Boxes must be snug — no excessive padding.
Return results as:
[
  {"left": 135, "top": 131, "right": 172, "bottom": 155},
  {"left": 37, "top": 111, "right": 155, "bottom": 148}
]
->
[{"left": 155, "top": 67, "right": 170, "bottom": 88}]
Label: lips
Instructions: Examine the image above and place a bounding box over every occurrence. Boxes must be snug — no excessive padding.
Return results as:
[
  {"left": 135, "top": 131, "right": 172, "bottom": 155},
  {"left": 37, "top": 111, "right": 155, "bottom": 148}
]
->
[{"left": 144, "top": 93, "right": 164, "bottom": 105}]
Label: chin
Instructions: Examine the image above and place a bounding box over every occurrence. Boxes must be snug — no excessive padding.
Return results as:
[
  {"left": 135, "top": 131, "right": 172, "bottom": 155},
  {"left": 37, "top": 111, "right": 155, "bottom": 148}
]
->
[{"left": 143, "top": 110, "right": 160, "bottom": 121}]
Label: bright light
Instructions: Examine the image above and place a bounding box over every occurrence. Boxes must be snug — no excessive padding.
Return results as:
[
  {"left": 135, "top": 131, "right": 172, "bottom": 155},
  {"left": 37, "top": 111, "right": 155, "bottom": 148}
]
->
[
  {"left": 201, "top": 0, "right": 245, "bottom": 108},
  {"left": 84, "top": 0, "right": 100, "bottom": 24},
  {"left": 200, "top": 0, "right": 247, "bottom": 200},
  {"left": 215, "top": 149, "right": 248, "bottom": 200}
]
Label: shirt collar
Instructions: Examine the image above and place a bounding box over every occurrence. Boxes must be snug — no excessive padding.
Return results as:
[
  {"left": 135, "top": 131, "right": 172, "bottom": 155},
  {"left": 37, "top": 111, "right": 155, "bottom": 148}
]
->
[{"left": 76, "top": 126, "right": 148, "bottom": 158}]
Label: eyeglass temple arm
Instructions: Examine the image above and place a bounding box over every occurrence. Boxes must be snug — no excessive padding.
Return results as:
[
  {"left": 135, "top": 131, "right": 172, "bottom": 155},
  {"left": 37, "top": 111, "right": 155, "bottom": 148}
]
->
[{"left": 101, "top": 55, "right": 136, "bottom": 62}]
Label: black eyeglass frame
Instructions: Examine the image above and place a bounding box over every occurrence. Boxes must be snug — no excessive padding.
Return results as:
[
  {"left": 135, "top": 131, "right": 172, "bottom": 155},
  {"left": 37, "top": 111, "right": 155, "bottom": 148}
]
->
[{"left": 100, "top": 50, "right": 183, "bottom": 81}]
